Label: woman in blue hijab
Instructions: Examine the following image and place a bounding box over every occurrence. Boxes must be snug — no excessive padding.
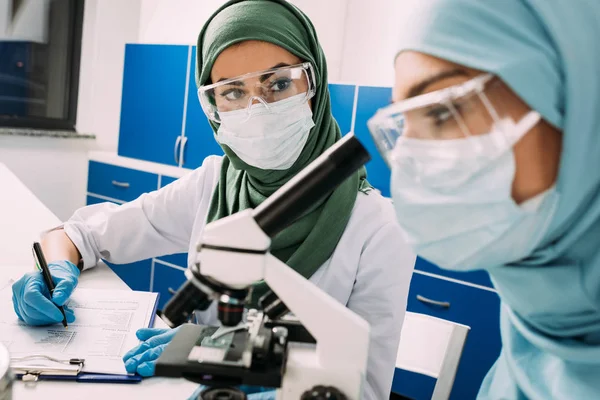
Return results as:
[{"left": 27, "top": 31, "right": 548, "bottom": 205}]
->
[{"left": 368, "top": 0, "right": 600, "bottom": 398}]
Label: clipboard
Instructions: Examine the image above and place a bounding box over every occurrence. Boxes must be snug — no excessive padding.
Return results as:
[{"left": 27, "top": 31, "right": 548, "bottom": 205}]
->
[{"left": 10, "top": 292, "right": 160, "bottom": 384}]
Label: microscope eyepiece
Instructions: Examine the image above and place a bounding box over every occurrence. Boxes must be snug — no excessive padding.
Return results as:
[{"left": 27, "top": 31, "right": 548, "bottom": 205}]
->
[
  {"left": 162, "top": 264, "right": 249, "bottom": 328},
  {"left": 161, "top": 278, "right": 212, "bottom": 328}
]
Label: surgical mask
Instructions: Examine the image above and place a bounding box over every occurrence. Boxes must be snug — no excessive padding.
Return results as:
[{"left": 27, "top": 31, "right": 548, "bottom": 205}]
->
[
  {"left": 391, "top": 111, "right": 560, "bottom": 270},
  {"left": 216, "top": 93, "right": 315, "bottom": 170}
]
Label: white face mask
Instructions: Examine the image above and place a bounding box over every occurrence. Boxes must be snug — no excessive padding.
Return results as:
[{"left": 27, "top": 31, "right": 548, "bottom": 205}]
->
[
  {"left": 215, "top": 93, "right": 315, "bottom": 170},
  {"left": 391, "top": 111, "right": 560, "bottom": 270}
]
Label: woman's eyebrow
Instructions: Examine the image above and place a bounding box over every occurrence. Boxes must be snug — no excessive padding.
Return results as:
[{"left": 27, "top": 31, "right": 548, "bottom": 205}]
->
[{"left": 404, "top": 68, "right": 469, "bottom": 99}]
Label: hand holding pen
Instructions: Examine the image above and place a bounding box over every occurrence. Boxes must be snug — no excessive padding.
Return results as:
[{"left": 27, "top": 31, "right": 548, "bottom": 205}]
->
[
  {"left": 10, "top": 243, "right": 80, "bottom": 326},
  {"left": 32, "top": 242, "right": 69, "bottom": 327}
]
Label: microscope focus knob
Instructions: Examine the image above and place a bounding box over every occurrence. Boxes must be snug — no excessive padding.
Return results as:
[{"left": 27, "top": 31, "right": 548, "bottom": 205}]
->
[{"left": 300, "top": 386, "right": 348, "bottom": 400}]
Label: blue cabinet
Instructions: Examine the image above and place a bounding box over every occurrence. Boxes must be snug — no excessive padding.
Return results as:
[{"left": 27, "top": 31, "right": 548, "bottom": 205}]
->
[
  {"left": 87, "top": 161, "right": 158, "bottom": 202},
  {"left": 328, "top": 83, "right": 356, "bottom": 136},
  {"left": 153, "top": 261, "right": 187, "bottom": 310},
  {"left": 182, "top": 46, "right": 224, "bottom": 169},
  {"left": 118, "top": 44, "right": 189, "bottom": 166},
  {"left": 354, "top": 86, "right": 393, "bottom": 196},
  {"left": 104, "top": 259, "right": 153, "bottom": 292},
  {"left": 394, "top": 273, "right": 502, "bottom": 400}
]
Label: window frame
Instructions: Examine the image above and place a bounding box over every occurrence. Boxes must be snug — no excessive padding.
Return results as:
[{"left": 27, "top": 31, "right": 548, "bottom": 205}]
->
[{"left": 0, "top": 0, "right": 85, "bottom": 131}]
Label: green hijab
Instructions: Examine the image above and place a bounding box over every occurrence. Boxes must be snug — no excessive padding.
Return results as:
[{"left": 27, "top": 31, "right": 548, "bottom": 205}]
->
[{"left": 197, "top": 0, "right": 370, "bottom": 303}]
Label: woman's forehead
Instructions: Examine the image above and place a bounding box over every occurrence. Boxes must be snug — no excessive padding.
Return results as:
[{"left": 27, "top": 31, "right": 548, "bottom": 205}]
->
[
  {"left": 211, "top": 40, "right": 302, "bottom": 82},
  {"left": 393, "top": 51, "right": 479, "bottom": 103}
]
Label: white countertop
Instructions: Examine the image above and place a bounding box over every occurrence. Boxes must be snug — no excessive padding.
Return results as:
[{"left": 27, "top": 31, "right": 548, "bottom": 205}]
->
[{"left": 0, "top": 162, "right": 198, "bottom": 399}]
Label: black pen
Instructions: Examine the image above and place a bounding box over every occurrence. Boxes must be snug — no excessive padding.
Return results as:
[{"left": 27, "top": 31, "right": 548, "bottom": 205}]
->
[{"left": 32, "top": 242, "right": 68, "bottom": 328}]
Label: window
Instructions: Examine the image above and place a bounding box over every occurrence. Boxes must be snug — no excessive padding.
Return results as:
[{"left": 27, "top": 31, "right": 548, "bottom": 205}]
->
[{"left": 0, "top": 0, "right": 84, "bottom": 130}]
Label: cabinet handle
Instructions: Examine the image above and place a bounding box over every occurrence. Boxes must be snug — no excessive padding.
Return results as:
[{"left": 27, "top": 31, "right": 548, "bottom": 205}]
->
[
  {"left": 416, "top": 294, "right": 451, "bottom": 308},
  {"left": 180, "top": 136, "right": 188, "bottom": 166},
  {"left": 174, "top": 136, "right": 182, "bottom": 164},
  {"left": 111, "top": 180, "right": 130, "bottom": 188}
]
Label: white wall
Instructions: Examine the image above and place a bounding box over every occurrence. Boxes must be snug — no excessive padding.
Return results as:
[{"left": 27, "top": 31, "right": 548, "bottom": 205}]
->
[
  {"left": 0, "top": 136, "right": 90, "bottom": 221},
  {"left": 137, "top": 0, "right": 223, "bottom": 45},
  {"left": 76, "top": 0, "right": 142, "bottom": 151},
  {"left": 340, "top": 0, "right": 403, "bottom": 87},
  {"left": 136, "top": 0, "right": 349, "bottom": 81}
]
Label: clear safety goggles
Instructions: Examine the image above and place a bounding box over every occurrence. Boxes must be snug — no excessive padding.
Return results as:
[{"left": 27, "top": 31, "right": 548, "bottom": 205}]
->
[
  {"left": 368, "top": 74, "right": 528, "bottom": 166},
  {"left": 198, "top": 62, "right": 316, "bottom": 123}
]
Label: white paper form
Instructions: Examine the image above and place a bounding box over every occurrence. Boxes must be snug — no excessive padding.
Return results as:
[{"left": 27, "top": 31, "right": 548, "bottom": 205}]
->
[{"left": 0, "top": 285, "right": 158, "bottom": 375}]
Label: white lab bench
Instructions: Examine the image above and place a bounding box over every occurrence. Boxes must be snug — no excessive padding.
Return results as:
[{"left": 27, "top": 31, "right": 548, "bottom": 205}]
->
[{"left": 0, "top": 162, "right": 199, "bottom": 399}]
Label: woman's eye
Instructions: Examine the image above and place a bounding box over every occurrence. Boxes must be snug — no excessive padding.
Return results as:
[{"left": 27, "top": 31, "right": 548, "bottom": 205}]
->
[
  {"left": 269, "top": 78, "right": 292, "bottom": 92},
  {"left": 221, "top": 88, "right": 245, "bottom": 101},
  {"left": 426, "top": 104, "right": 459, "bottom": 126}
]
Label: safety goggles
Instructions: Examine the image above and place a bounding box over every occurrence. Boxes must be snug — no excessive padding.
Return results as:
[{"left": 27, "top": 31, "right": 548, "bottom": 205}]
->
[
  {"left": 367, "top": 74, "right": 533, "bottom": 166},
  {"left": 198, "top": 62, "right": 316, "bottom": 123}
]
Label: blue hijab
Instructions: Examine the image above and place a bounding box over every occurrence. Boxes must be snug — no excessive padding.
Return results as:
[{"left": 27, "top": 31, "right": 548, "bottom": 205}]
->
[{"left": 395, "top": 1, "right": 600, "bottom": 398}]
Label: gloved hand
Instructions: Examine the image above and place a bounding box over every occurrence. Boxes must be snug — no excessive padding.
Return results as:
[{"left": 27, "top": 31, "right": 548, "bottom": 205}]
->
[
  {"left": 123, "top": 327, "right": 179, "bottom": 376},
  {"left": 11, "top": 260, "right": 79, "bottom": 325}
]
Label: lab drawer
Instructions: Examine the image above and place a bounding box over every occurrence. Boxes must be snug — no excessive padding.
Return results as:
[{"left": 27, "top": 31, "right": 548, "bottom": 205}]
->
[
  {"left": 157, "top": 253, "right": 188, "bottom": 269},
  {"left": 86, "top": 195, "right": 121, "bottom": 206},
  {"left": 395, "top": 273, "right": 502, "bottom": 400},
  {"left": 160, "top": 175, "right": 178, "bottom": 188},
  {"left": 152, "top": 261, "right": 187, "bottom": 310},
  {"left": 87, "top": 161, "right": 158, "bottom": 202},
  {"left": 104, "top": 259, "right": 152, "bottom": 292},
  {"left": 415, "top": 257, "right": 494, "bottom": 289},
  {"left": 329, "top": 83, "right": 356, "bottom": 136}
]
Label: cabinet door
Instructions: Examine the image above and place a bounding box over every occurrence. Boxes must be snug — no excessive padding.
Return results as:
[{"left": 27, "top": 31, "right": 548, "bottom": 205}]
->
[
  {"left": 393, "top": 273, "right": 502, "bottom": 400},
  {"left": 328, "top": 83, "right": 356, "bottom": 136},
  {"left": 182, "top": 46, "right": 224, "bottom": 169},
  {"left": 104, "top": 259, "right": 152, "bottom": 292},
  {"left": 354, "top": 86, "right": 393, "bottom": 196},
  {"left": 118, "top": 44, "right": 189, "bottom": 166},
  {"left": 152, "top": 261, "right": 187, "bottom": 310},
  {"left": 87, "top": 161, "right": 159, "bottom": 202}
]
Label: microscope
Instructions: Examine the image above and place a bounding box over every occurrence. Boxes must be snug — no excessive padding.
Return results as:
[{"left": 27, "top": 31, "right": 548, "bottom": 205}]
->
[{"left": 155, "top": 134, "right": 371, "bottom": 400}]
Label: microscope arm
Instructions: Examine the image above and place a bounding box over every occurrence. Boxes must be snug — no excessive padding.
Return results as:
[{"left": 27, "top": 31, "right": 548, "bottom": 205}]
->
[{"left": 264, "top": 253, "right": 370, "bottom": 372}]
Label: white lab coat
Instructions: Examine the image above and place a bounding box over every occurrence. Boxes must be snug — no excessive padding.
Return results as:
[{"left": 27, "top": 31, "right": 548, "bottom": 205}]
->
[{"left": 64, "top": 156, "right": 415, "bottom": 400}]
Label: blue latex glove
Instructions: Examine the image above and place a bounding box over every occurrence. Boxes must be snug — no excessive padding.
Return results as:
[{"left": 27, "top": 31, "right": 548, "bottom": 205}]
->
[
  {"left": 123, "top": 327, "right": 179, "bottom": 376},
  {"left": 11, "top": 260, "right": 79, "bottom": 325},
  {"left": 188, "top": 385, "right": 275, "bottom": 400}
]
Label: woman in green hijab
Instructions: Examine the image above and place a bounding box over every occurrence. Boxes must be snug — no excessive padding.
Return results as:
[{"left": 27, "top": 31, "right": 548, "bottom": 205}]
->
[{"left": 10, "top": 1, "right": 415, "bottom": 398}]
